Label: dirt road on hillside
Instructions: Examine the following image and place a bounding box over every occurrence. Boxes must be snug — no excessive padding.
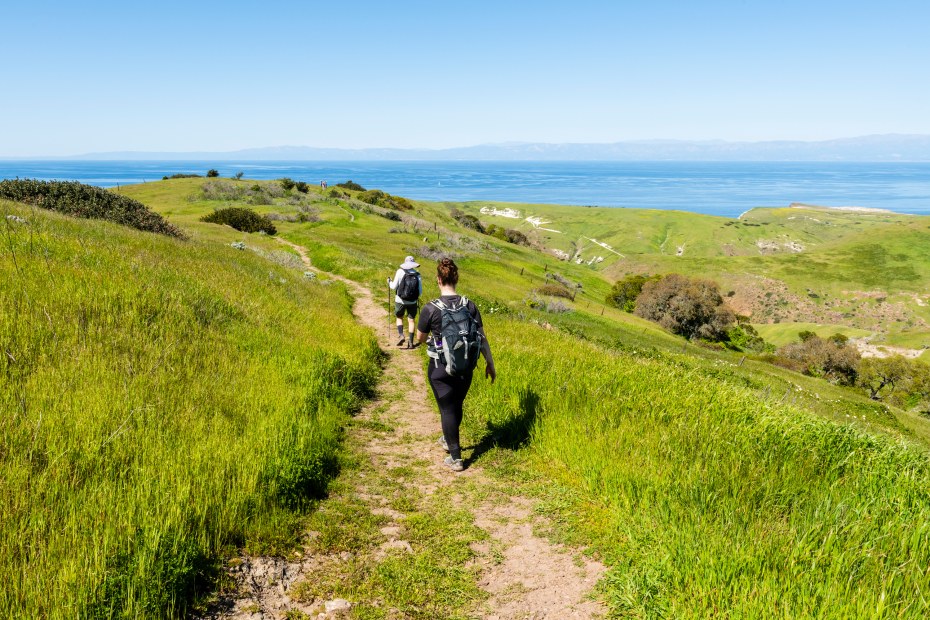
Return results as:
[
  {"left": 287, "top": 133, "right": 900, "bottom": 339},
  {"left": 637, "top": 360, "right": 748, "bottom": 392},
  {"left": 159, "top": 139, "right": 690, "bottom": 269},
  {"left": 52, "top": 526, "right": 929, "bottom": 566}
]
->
[{"left": 204, "top": 238, "right": 605, "bottom": 619}]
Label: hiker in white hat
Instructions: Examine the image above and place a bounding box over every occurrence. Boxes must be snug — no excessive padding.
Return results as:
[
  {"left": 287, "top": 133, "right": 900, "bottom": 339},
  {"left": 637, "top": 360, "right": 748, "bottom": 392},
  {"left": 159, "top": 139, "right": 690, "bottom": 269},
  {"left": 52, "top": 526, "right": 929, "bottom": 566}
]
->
[{"left": 387, "top": 256, "right": 423, "bottom": 348}]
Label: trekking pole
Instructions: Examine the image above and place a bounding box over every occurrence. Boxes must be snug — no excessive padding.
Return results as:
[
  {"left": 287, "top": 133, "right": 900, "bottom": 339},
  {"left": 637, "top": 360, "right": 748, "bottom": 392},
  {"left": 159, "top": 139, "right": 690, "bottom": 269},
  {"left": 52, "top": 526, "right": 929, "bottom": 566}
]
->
[{"left": 387, "top": 281, "right": 392, "bottom": 341}]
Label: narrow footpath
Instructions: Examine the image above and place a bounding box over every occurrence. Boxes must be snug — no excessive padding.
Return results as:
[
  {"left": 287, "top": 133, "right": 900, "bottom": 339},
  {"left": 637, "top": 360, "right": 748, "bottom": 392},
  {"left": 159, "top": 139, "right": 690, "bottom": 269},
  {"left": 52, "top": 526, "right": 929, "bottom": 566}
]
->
[{"left": 207, "top": 239, "right": 605, "bottom": 619}]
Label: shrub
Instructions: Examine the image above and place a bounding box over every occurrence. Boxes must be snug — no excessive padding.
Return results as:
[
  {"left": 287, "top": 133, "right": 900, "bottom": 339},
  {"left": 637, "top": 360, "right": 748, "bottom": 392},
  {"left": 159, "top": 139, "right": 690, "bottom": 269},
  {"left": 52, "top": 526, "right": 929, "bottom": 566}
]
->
[
  {"left": 162, "top": 173, "right": 202, "bottom": 180},
  {"left": 606, "top": 274, "right": 657, "bottom": 312},
  {"left": 265, "top": 213, "right": 298, "bottom": 222},
  {"left": 358, "top": 189, "right": 413, "bottom": 211},
  {"left": 857, "top": 355, "right": 913, "bottom": 400},
  {"left": 379, "top": 210, "right": 402, "bottom": 222},
  {"left": 485, "top": 223, "right": 530, "bottom": 246},
  {"left": 546, "top": 272, "right": 581, "bottom": 290},
  {"left": 295, "top": 181, "right": 310, "bottom": 194},
  {"left": 297, "top": 205, "right": 321, "bottom": 223},
  {"left": 485, "top": 224, "right": 509, "bottom": 241},
  {"left": 725, "top": 323, "right": 772, "bottom": 353},
  {"left": 0, "top": 179, "right": 184, "bottom": 238},
  {"left": 635, "top": 274, "right": 735, "bottom": 341},
  {"left": 798, "top": 330, "right": 817, "bottom": 342},
  {"left": 336, "top": 180, "right": 366, "bottom": 191},
  {"left": 201, "top": 207, "right": 277, "bottom": 235},
  {"left": 234, "top": 172, "right": 244, "bottom": 180},
  {"left": 328, "top": 188, "right": 349, "bottom": 200},
  {"left": 249, "top": 192, "right": 274, "bottom": 206},
  {"left": 535, "top": 283, "right": 573, "bottom": 300},
  {"left": 200, "top": 180, "right": 246, "bottom": 201},
  {"left": 279, "top": 177, "right": 296, "bottom": 191},
  {"left": 775, "top": 334, "right": 860, "bottom": 385},
  {"left": 450, "top": 207, "right": 485, "bottom": 233},
  {"left": 206, "top": 169, "right": 220, "bottom": 178},
  {"left": 525, "top": 294, "right": 571, "bottom": 314},
  {"left": 504, "top": 228, "right": 529, "bottom": 246}
]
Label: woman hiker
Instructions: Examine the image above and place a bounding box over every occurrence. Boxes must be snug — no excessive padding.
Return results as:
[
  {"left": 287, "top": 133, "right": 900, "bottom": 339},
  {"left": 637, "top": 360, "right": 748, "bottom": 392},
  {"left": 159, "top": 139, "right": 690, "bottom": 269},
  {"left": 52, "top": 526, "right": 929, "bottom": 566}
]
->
[
  {"left": 388, "top": 256, "right": 423, "bottom": 348},
  {"left": 416, "top": 258, "right": 497, "bottom": 471}
]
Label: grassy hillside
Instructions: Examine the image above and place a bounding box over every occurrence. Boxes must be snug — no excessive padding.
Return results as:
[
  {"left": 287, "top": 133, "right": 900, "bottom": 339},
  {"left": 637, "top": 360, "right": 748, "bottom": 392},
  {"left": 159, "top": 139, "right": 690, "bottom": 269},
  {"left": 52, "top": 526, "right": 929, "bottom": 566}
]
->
[
  {"left": 0, "top": 199, "right": 379, "bottom": 616},
  {"left": 18, "top": 176, "right": 930, "bottom": 617},
  {"left": 465, "top": 317, "right": 930, "bottom": 617},
  {"left": 453, "top": 199, "right": 930, "bottom": 346},
  {"left": 120, "top": 178, "right": 930, "bottom": 446}
]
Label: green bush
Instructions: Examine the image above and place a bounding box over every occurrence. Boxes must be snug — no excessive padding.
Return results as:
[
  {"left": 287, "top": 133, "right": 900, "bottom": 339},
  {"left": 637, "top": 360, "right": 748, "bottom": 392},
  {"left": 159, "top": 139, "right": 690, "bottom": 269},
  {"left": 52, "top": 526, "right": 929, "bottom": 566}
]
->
[
  {"left": 0, "top": 179, "right": 184, "bottom": 238},
  {"left": 486, "top": 223, "right": 530, "bottom": 246},
  {"left": 206, "top": 169, "right": 220, "bottom": 178},
  {"left": 725, "top": 323, "right": 772, "bottom": 353},
  {"left": 606, "top": 274, "right": 657, "bottom": 312},
  {"left": 295, "top": 181, "right": 310, "bottom": 194},
  {"left": 201, "top": 207, "right": 277, "bottom": 235},
  {"left": 358, "top": 189, "right": 413, "bottom": 211},
  {"left": 162, "top": 173, "right": 202, "bottom": 180},
  {"left": 336, "top": 180, "right": 366, "bottom": 191},
  {"left": 279, "top": 177, "right": 296, "bottom": 191}
]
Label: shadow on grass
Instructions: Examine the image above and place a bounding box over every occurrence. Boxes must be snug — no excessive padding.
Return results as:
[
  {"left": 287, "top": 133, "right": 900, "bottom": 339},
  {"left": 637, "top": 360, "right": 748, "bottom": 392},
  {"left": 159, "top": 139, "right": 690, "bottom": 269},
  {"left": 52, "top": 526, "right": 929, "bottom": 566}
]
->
[{"left": 466, "top": 388, "right": 539, "bottom": 467}]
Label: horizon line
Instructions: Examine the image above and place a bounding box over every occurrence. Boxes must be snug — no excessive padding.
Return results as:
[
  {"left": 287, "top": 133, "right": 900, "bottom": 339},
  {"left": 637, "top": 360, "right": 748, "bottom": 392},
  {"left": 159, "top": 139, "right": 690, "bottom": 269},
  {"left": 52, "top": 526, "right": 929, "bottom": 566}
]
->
[{"left": 3, "top": 133, "right": 930, "bottom": 159}]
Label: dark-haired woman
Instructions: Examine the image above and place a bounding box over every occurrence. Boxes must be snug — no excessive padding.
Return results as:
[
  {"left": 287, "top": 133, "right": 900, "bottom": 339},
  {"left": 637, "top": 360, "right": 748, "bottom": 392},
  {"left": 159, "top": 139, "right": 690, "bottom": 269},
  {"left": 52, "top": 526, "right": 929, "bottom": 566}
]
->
[{"left": 416, "top": 258, "right": 496, "bottom": 471}]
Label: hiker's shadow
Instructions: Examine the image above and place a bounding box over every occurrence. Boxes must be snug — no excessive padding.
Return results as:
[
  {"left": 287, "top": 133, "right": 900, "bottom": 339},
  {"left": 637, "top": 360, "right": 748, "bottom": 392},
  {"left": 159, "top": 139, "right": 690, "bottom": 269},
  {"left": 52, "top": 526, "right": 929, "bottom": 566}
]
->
[{"left": 465, "top": 388, "right": 539, "bottom": 467}]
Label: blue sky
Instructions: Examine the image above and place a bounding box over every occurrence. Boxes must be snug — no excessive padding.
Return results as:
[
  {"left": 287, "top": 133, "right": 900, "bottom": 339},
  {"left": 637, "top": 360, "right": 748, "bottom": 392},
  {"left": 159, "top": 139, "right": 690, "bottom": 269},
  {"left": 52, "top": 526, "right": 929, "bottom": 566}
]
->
[{"left": 2, "top": 0, "right": 929, "bottom": 155}]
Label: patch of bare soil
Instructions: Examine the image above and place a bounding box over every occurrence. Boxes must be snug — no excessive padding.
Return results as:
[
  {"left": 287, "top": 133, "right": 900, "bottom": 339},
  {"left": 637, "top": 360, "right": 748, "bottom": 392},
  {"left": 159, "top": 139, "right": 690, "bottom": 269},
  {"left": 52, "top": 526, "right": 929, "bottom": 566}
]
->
[{"left": 202, "top": 238, "right": 605, "bottom": 619}]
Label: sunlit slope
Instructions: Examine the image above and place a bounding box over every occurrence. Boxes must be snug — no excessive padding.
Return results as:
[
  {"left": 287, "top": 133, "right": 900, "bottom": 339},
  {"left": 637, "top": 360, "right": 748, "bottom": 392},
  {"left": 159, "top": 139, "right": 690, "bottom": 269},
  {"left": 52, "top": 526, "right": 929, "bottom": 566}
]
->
[
  {"left": 466, "top": 316, "right": 930, "bottom": 618},
  {"left": 121, "top": 179, "right": 930, "bottom": 446},
  {"left": 0, "top": 199, "right": 379, "bottom": 616},
  {"left": 117, "top": 178, "right": 930, "bottom": 616}
]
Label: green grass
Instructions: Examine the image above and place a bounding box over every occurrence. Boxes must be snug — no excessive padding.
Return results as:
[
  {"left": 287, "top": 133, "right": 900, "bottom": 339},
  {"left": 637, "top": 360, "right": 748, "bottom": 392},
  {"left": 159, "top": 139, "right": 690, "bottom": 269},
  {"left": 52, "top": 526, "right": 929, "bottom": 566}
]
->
[
  {"left": 465, "top": 316, "right": 930, "bottom": 618},
  {"left": 0, "top": 200, "right": 380, "bottom": 616},
  {"left": 47, "top": 177, "right": 930, "bottom": 617}
]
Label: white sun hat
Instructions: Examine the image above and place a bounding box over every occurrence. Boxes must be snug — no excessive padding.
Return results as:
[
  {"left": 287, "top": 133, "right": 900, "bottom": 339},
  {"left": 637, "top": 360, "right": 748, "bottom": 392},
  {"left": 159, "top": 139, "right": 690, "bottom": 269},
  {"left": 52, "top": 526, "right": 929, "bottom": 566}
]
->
[{"left": 400, "top": 255, "right": 420, "bottom": 269}]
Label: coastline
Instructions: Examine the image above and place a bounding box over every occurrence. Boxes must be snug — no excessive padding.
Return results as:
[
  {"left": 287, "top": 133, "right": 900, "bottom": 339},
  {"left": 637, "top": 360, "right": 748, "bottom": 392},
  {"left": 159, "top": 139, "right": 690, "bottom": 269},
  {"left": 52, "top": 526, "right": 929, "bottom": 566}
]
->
[{"left": 2, "top": 160, "right": 929, "bottom": 218}]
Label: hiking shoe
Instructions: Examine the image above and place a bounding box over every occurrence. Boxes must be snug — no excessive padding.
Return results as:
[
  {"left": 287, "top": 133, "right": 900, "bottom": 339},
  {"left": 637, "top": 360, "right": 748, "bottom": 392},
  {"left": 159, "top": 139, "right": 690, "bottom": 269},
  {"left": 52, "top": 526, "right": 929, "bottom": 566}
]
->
[
  {"left": 443, "top": 456, "right": 464, "bottom": 472},
  {"left": 396, "top": 337, "right": 406, "bottom": 346},
  {"left": 437, "top": 435, "right": 449, "bottom": 452}
]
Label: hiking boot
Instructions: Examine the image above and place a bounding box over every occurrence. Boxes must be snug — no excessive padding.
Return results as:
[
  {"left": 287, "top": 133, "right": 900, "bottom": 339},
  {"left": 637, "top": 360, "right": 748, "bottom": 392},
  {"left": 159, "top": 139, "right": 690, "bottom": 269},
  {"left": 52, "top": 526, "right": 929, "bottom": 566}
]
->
[
  {"left": 443, "top": 456, "right": 464, "bottom": 472},
  {"left": 407, "top": 337, "right": 415, "bottom": 349},
  {"left": 396, "top": 337, "right": 406, "bottom": 346},
  {"left": 437, "top": 435, "right": 449, "bottom": 452}
]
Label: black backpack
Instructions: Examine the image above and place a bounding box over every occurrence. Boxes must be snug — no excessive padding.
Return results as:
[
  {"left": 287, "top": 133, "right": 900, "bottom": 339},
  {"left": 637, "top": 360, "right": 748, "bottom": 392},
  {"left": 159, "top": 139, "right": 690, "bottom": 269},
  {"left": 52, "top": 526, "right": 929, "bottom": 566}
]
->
[
  {"left": 397, "top": 270, "right": 420, "bottom": 302},
  {"left": 429, "top": 297, "right": 482, "bottom": 376}
]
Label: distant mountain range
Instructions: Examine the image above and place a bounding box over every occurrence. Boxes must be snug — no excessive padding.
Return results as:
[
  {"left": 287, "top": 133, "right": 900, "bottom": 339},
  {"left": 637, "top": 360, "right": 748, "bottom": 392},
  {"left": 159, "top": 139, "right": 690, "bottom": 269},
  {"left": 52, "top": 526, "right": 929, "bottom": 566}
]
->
[{"left": 21, "top": 134, "right": 930, "bottom": 161}]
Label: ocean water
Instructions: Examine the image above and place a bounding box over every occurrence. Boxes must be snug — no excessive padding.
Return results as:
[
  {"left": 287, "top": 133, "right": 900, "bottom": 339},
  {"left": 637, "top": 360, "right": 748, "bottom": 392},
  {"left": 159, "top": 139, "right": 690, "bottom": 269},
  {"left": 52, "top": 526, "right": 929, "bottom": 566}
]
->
[{"left": 1, "top": 160, "right": 929, "bottom": 218}]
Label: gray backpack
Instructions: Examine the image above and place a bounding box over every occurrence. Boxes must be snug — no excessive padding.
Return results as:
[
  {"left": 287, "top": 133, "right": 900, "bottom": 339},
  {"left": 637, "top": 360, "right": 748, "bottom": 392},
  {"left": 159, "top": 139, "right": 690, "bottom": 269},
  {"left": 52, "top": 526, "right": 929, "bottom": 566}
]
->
[{"left": 427, "top": 297, "right": 482, "bottom": 376}]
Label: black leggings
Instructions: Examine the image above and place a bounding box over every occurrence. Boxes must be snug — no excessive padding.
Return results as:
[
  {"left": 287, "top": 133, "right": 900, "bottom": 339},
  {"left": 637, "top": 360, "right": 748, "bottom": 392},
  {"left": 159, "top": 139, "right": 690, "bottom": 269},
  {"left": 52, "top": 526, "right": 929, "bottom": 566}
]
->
[{"left": 427, "top": 360, "right": 474, "bottom": 461}]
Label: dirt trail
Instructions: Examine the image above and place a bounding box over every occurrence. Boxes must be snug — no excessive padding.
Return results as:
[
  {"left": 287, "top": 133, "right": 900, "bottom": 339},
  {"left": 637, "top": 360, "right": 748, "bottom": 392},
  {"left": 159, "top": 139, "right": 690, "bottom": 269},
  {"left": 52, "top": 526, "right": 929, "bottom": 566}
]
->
[{"left": 208, "top": 238, "right": 605, "bottom": 619}]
